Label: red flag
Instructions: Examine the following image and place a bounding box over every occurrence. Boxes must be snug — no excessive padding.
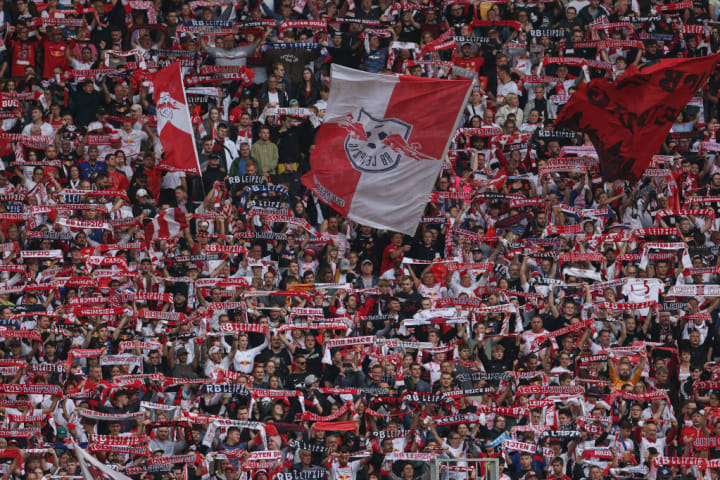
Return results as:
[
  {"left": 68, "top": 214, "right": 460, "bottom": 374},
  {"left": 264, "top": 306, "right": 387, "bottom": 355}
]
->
[
  {"left": 147, "top": 62, "right": 202, "bottom": 175},
  {"left": 302, "top": 65, "right": 472, "bottom": 234},
  {"left": 554, "top": 53, "right": 720, "bottom": 181}
]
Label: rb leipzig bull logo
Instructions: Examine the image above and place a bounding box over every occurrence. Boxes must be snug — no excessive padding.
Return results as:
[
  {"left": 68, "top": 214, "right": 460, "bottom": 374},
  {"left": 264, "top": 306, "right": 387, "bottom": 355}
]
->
[
  {"left": 156, "top": 92, "right": 182, "bottom": 121},
  {"left": 339, "top": 109, "right": 434, "bottom": 173}
]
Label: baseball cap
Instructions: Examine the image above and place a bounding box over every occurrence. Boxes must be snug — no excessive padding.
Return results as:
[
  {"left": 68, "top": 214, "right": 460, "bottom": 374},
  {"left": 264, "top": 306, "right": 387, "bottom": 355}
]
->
[
  {"left": 361, "top": 259, "right": 373, "bottom": 265},
  {"left": 136, "top": 189, "right": 148, "bottom": 198},
  {"left": 657, "top": 467, "right": 672, "bottom": 478},
  {"left": 304, "top": 248, "right": 315, "bottom": 257},
  {"left": 87, "top": 121, "right": 104, "bottom": 132},
  {"left": 209, "top": 346, "right": 222, "bottom": 355},
  {"left": 339, "top": 258, "right": 351, "bottom": 271},
  {"left": 289, "top": 99, "right": 300, "bottom": 106},
  {"left": 305, "top": 374, "right": 318, "bottom": 387}
]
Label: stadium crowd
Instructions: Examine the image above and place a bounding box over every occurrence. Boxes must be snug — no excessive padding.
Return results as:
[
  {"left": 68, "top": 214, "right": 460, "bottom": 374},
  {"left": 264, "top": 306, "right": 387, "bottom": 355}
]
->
[{"left": 0, "top": 0, "right": 719, "bottom": 479}]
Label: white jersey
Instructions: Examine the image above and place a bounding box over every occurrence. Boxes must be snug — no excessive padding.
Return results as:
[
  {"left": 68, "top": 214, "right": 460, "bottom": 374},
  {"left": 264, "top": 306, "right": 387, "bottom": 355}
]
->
[
  {"left": 521, "top": 329, "right": 557, "bottom": 356},
  {"left": 681, "top": 319, "right": 710, "bottom": 343},
  {"left": 622, "top": 278, "right": 663, "bottom": 314},
  {"left": 329, "top": 460, "right": 362, "bottom": 480},
  {"left": 640, "top": 436, "right": 666, "bottom": 462},
  {"left": 232, "top": 337, "right": 269, "bottom": 373}
]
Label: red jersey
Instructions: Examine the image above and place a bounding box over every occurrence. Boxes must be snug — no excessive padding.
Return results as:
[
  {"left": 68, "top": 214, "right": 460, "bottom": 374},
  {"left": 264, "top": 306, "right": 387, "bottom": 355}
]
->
[
  {"left": 679, "top": 425, "right": 702, "bottom": 446},
  {"left": 9, "top": 39, "right": 37, "bottom": 77},
  {"left": 452, "top": 55, "right": 484, "bottom": 74},
  {"left": 42, "top": 39, "right": 69, "bottom": 78}
]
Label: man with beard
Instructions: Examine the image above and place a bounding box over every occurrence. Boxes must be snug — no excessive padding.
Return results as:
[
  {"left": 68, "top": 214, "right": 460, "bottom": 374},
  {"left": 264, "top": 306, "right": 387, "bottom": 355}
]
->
[
  {"left": 395, "top": 275, "right": 423, "bottom": 319},
  {"left": 608, "top": 349, "right": 646, "bottom": 390}
]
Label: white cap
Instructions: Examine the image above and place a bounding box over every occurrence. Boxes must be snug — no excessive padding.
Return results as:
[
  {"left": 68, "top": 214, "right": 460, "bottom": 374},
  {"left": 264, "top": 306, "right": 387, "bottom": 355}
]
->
[
  {"left": 136, "top": 189, "right": 148, "bottom": 198},
  {"left": 209, "top": 346, "right": 222, "bottom": 355},
  {"left": 87, "top": 121, "right": 104, "bottom": 132}
]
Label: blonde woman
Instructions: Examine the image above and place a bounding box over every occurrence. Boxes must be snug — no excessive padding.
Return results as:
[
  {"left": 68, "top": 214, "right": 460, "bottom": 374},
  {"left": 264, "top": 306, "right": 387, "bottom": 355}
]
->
[{"left": 494, "top": 93, "right": 523, "bottom": 127}]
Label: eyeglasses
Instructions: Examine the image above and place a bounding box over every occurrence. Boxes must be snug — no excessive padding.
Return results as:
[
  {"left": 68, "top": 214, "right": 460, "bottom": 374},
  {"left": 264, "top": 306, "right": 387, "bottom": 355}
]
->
[{"left": 296, "top": 361, "right": 306, "bottom": 365}]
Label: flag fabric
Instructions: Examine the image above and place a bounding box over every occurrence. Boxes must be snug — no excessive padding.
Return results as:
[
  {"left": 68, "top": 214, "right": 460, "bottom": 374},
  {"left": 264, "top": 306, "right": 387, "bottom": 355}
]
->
[
  {"left": 147, "top": 61, "right": 202, "bottom": 175},
  {"left": 301, "top": 64, "right": 472, "bottom": 234},
  {"left": 144, "top": 207, "right": 188, "bottom": 240},
  {"left": 555, "top": 53, "right": 720, "bottom": 182},
  {"left": 74, "top": 441, "right": 134, "bottom": 480}
]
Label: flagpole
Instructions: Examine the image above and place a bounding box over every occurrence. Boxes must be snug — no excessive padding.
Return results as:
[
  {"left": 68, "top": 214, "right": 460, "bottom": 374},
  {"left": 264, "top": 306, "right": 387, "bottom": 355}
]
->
[{"left": 72, "top": 441, "right": 96, "bottom": 480}]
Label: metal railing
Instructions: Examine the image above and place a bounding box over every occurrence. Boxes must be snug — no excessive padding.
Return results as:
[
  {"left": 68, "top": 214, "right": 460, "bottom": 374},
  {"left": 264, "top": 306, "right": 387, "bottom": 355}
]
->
[{"left": 430, "top": 457, "right": 499, "bottom": 480}]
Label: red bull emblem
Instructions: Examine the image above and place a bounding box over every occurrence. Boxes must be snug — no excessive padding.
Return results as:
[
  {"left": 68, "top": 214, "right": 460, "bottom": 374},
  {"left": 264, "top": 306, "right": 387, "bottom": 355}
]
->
[
  {"left": 156, "top": 92, "right": 182, "bottom": 121},
  {"left": 339, "top": 109, "right": 434, "bottom": 173}
]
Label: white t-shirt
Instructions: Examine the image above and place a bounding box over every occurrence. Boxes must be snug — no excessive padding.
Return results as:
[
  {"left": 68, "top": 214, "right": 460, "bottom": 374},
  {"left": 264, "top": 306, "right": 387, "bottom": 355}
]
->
[
  {"left": 267, "top": 91, "right": 280, "bottom": 107},
  {"left": 22, "top": 121, "right": 55, "bottom": 137},
  {"left": 161, "top": 171, "right": 186, "bottom": 190}
]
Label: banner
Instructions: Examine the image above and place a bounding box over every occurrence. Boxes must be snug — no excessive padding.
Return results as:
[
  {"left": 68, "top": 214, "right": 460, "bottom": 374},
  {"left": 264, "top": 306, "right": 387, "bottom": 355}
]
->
[
  {"left": 302, "top": 64, "right": 472, "bottom": 234},
  {"left": 555, "top": 52, "right": 720, "bottom": 181}
]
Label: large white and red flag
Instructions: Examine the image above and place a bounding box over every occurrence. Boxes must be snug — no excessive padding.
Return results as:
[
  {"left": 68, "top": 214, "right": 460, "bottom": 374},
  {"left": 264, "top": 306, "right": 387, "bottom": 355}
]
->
[
  {"left": 144, "top": 208, "right": 188, "bottom": 240},
  {"left": 147, "top": 61, "right": 202, "bottom": 175},
  {"left": 302, "top": 65, "right": 472, "bottom": 234}
]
